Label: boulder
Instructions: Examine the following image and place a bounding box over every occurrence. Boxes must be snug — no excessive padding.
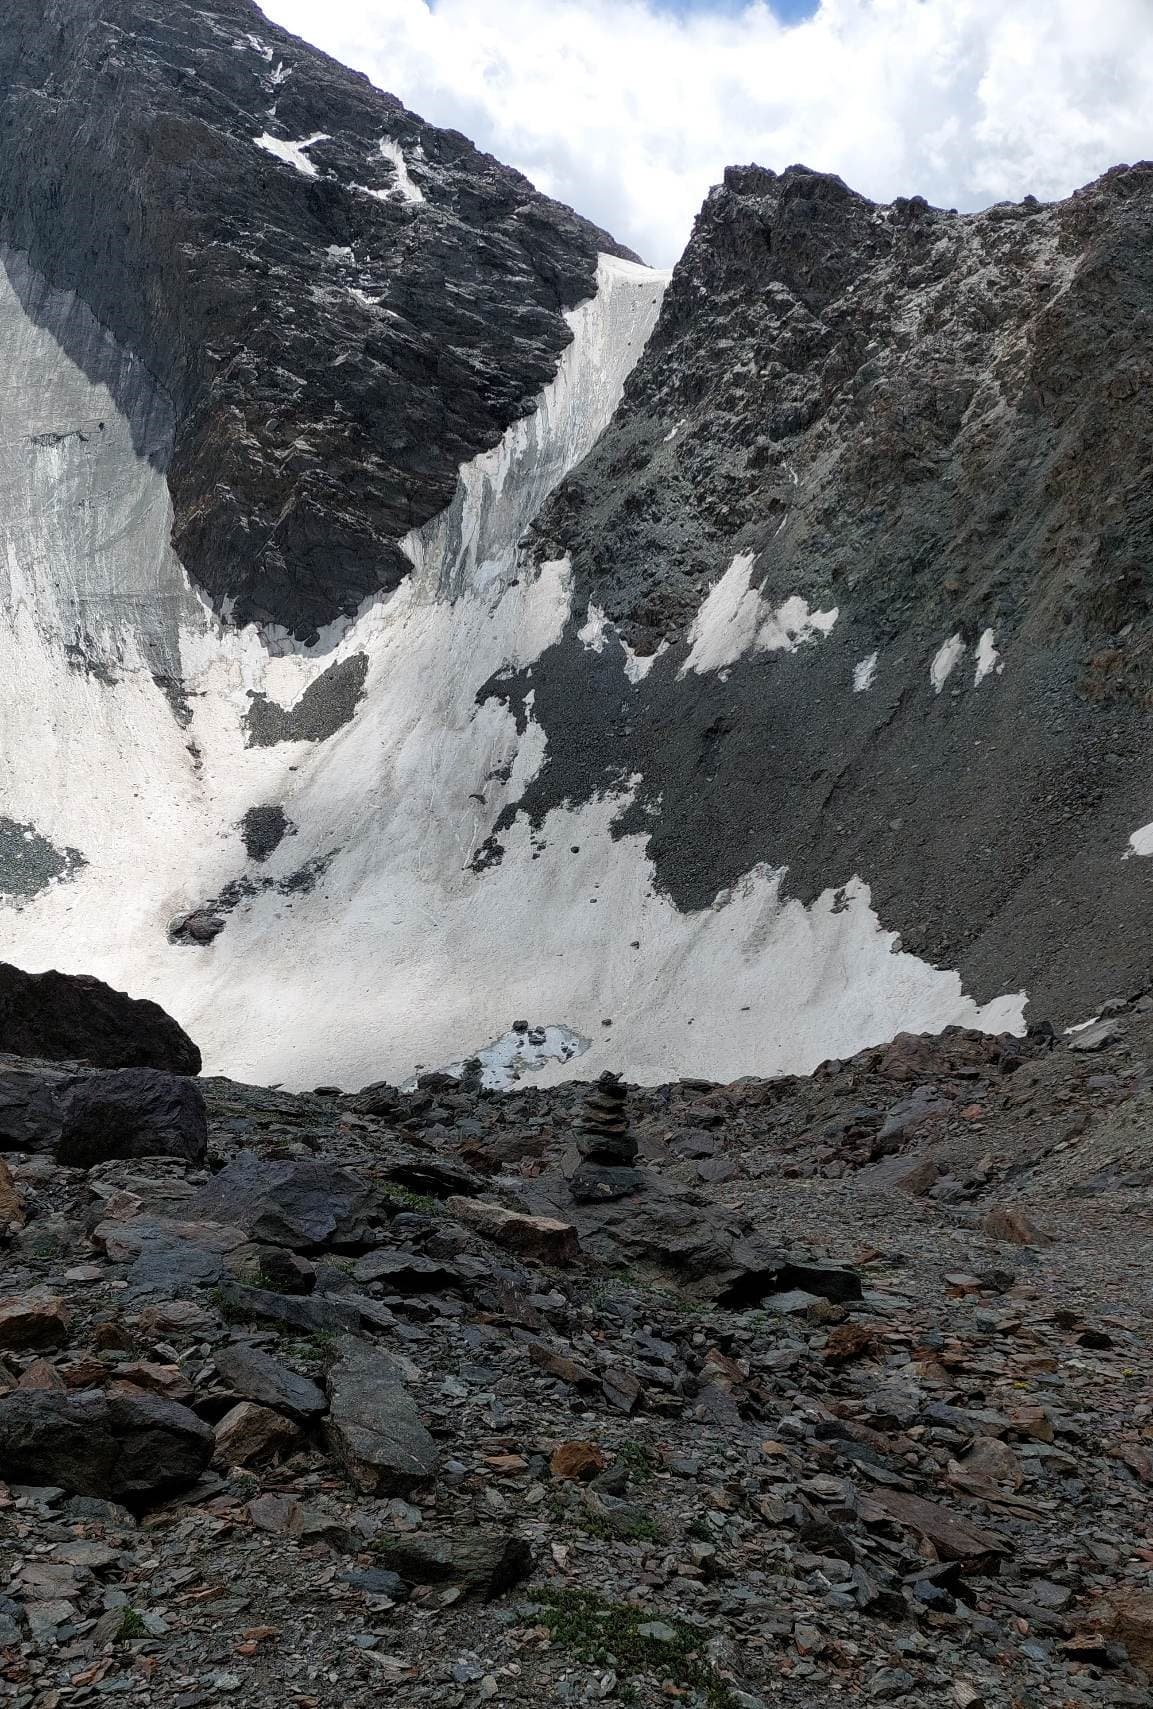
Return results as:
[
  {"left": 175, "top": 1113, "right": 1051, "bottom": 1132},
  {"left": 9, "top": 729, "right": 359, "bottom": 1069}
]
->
[
  {"left": 374, "top": 1529, "right": 533, "bottom": 1599},
  {"left": 55, "top": 1069, "right": 207, "bottom": 1167},
  {"left": 350, "top": 1249, "right": 463, "bottom": 1291},
  {"left": 215, "top": 1280, "right": 363, "bottom": 1335},
  {"left": 212, "top": 1401, "right": 301, "bottom": 1467},
  {"left": 0, "top": 1060, "right": 207, "bottom": 1165},
  {"left": 445, "top": 1197, "right": 581, "bottom": 1265},
  {"left": 0, "top": 963, "right": 200, "bottom": 1074},
  {"left": 188, "top": 1152, "right": 377, "bottom": 1249},
  {"left": 0, "top": 1390, "right": 213, "bottom": 1504},
  {"left": 0, "top": 1295, "right": 70, "bottom": 1350},
  {"left": 247, "top": 1493, "right": 351, "bottom": 1550},
  {"left": 323, "top": 1336, "right": 437, "bottom": 1494},
  {"left": 212, "top": 1343, "right": 327, "bottom": 1419}
]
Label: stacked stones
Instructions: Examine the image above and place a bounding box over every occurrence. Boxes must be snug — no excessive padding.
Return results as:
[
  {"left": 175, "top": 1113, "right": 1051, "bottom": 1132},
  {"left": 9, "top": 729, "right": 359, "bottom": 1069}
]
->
[{"left": 570, "top": 1072, "right": 647, "bottom": 1202}]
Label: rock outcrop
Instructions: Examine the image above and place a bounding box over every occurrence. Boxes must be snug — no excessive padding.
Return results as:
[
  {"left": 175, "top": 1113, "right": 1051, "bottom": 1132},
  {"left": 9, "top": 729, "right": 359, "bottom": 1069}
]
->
[{"left": 0, "top": 963, "right": 200, "bottom": 1074}]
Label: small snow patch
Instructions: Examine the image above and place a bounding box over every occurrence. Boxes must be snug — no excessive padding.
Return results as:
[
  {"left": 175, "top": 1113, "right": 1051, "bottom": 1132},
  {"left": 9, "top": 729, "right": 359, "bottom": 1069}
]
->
[
  {"left": 577, "top": 605, "right": 609, "bottom": 653},
  {"left": 254, "top": 132, "right": 329, "bottom": 177},
  {"left": 1125, "top": 819, "right": 1153, "bottom": 859},
  {"left": 624, "top": 640, "right": 667, "bottom": 684},
  {"left": 853, "top": 652, "right": 878, "bottom": 692},
  {"left": 1065, "top": 1012, "right": 1102, "bottom": 1034},
  {"left": 974, "top": 627, "right": 1003, "bottom": 685},
  {"left": 410, "top": 1024, "right": 590, "bottom": 1091},
  {"left": 376, "top": 138, "right": 424, "bottom": 204},
  {"left": 681, "top": 554, "right": 837, "bottom": 677},
  {"left": 930, "top": 633, "right": 966, "bottom": 693}
]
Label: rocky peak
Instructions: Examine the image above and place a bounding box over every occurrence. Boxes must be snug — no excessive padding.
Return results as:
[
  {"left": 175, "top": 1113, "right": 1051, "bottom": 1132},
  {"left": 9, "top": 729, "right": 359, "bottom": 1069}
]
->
[
  {"left": 0, "top": 0, "right": 635, "bottom": 640},
  {"left": 537, "top": 159, "right": 1153, "bottom": 661}
]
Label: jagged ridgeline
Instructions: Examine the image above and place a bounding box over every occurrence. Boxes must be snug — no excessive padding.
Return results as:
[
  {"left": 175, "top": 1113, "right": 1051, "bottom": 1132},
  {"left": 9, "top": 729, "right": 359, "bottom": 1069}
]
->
[{"left": 0, "top": 1, "right": 1151, "bottom": 1089}]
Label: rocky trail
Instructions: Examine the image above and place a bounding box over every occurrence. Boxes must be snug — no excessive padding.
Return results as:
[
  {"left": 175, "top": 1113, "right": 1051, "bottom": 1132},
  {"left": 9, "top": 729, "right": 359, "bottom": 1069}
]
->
[{"left": 3, "top": 987, "right": 1153, "bottom": 1709}]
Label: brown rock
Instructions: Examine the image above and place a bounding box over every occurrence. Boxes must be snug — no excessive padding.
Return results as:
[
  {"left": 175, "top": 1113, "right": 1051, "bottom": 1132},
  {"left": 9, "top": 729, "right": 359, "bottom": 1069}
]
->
[
  {"left": 445, "top": 1197, "right": 580, "bottom": 1265},
  {"left": 111, "top": 1362, "right": 194, "bottom": 1403},
  {"left": 213, "top": 1401, "right": 302, "bottom": 1468},
  {"left": 0, "top": 1157, "right": 25, "bottom": 1229},
  {"left": 1110, "top": 1591, "right": 1153, "bottom": 1670},
  {"left": 869, "top": 1488, "right": 1010, "bottom": 1566},
  {"left": 980, "top": 1207, "right": 1053, "bottom": 1246},
  {"left": 823, "top": 1322, "right": 877, "bottom": 1364},
  {"left": 17, "top": 1358, "right": 65, "bottom": 1391},
  {"left": 247, "top": 1492, "right": 351, "bottom": 1550},
  {"left": 0, "top": 1295, "right": 70, "bottom": 1350},
  {"left": 549, "top": 1440, "right": 607, "bottom": 1482},
  {"left": 528, "top": 1343, "right": 599, "bottom": 1389},
  {"left": 856, "top": 1151, "right": 942, "bottom": 1195}
]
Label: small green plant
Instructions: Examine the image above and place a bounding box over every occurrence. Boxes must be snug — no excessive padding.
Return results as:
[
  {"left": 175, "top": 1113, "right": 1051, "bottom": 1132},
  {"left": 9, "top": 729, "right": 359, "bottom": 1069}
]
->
[
  {"left": 531, "top": 1589, "right": 737, "bottom": 1708},
  {"left": 616, "top": 1441, "right": 657, "bottom": 1485},
  {"left": 116, "top": 1609, "right": 147, "bottom": 1641},
  {"left": 381, "top": 1184, "right": 440, "bottom": 1215}
]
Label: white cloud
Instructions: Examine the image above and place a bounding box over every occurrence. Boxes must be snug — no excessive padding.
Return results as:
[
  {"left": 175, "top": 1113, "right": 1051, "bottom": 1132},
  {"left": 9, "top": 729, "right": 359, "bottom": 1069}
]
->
[{"left": 258, "top": 0, "right": 1153, "bottom": 265}]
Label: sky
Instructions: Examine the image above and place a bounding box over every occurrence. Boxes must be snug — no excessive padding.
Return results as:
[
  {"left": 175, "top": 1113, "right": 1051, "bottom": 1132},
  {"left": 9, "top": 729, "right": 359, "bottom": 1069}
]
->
[{"left": 259, "top": 0, "right": 1153, "bottom": 267}]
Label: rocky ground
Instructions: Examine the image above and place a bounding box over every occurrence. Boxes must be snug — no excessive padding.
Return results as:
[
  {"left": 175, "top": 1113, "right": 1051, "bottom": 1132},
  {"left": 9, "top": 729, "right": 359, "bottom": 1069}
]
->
[{"left": 3, "top": 1001, "right": 1153, "bottom": 1709}]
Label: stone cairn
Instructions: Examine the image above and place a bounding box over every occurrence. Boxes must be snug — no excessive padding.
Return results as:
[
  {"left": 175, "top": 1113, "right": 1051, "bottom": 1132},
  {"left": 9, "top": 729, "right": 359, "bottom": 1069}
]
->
[{"left": 570, "top": 1072, "right": 646, "bottom": 1202}]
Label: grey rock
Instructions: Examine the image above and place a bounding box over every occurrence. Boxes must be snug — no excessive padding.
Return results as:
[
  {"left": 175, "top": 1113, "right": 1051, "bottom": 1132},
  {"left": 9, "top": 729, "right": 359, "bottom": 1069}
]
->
[
  {"left": 215, "top": 1280, "right": 364, "bottom": 1335},
  {"left": 0, "top": 1390, "right": 213, "bottom": 1505},
  {"left": 374, "top": 1529, "right": 533, "bottom": 1599},
  {"left": 55, "top": 1068, "right": 208, "bottom": 1167},
  {"left": 212, "top": 1343, "right": 328, "bottom": 1419},
  {"left": 323, "top": 1335, "right": 438, "bottom": 1493},
  {"left": 350, "top": 1249, "right": 462, "bottom": 1291},
  {"left": 189, "top": 1152, "right": 377, "bottom": 1250}
]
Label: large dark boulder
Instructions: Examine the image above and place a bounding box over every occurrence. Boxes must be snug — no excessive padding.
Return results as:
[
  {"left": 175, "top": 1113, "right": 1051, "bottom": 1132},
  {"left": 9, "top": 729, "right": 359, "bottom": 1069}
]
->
[
  {"left": 0, "top": 1059, "right": 208, "bottom": 1166},
  {"left": 0, "top": 963, "right": 200, "bottom": 1074},
  {"left": 54, "top": 1068, "right": 207, "bottom": 1167},
  {"left": 0, "top": 1390, "right": 213, "bottom": 1506},
  {"left": 189, "top": 1153, "right": 377, "bottom": 1250}
]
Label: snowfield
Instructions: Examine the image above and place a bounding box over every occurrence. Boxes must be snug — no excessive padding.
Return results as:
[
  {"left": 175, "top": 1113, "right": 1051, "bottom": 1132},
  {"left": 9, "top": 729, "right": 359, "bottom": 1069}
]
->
[{"left": 0, "top": 246, "right": 1024, "bottom": 1089}]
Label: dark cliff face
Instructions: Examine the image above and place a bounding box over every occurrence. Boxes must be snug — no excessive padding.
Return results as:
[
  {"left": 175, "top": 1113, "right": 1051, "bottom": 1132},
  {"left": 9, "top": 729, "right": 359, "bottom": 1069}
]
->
[
  {"left": 0, "top": 0, "right": 635, "bottom": 641},
  {"left": 537, "top": 160, "right": 1153, "bottom": 657},
  {"left": 490, "top": 162, "right": 1153, "bottom": 1026}
]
